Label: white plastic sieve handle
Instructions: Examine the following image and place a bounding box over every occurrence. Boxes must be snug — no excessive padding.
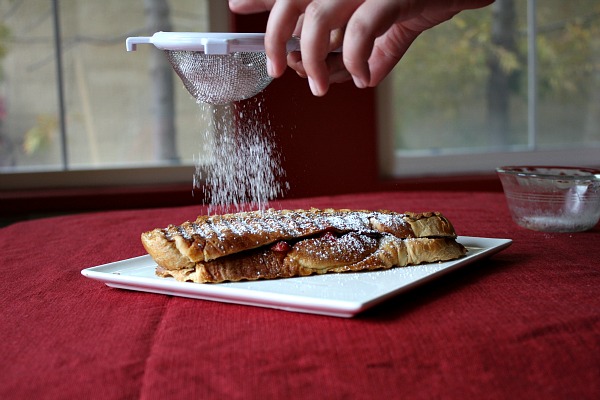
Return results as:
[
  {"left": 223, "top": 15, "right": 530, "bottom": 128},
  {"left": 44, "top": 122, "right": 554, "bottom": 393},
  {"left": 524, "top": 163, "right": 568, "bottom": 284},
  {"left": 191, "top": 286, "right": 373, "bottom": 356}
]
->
[
  {"left": 126, "top": 32, "right": 268, "bottom": 54},
  {"left": 125, "top": 32, "right": 338, "bottom": 55}
]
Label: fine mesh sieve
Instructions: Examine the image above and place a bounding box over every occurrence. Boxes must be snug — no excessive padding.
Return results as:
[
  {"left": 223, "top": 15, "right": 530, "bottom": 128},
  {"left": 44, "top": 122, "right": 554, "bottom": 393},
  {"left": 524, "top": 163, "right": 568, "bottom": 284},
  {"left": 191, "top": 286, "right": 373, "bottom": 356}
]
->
[
  {"left": 126, "top": 32, "right": 300, "bottom": 105},
  {"left": 164, "top": 50, "right": 271, "bottom": 105}
]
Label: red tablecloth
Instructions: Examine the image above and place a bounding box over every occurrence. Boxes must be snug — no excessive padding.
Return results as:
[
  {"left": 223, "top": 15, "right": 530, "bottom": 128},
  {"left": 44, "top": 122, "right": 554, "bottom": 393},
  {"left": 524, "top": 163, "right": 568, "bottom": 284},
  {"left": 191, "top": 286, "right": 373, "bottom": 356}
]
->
[{"left": 1, "top": 191, "right": 598, "bottom": 399}]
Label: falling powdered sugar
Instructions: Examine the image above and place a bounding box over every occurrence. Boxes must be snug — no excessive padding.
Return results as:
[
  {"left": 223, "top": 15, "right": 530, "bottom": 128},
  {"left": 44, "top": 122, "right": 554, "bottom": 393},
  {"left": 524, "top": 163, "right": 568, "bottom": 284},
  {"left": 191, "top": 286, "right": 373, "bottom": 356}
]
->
[{"left": 193, "top": 97, "right": 289, "bottom": 214}]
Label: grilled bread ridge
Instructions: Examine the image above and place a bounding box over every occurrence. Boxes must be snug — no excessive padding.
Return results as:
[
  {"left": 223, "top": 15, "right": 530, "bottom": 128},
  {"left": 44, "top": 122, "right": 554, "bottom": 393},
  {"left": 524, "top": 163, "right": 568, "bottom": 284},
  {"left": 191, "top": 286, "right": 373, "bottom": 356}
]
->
[{"left": 156, "top": 234, "right": 467, "bottom": 283}]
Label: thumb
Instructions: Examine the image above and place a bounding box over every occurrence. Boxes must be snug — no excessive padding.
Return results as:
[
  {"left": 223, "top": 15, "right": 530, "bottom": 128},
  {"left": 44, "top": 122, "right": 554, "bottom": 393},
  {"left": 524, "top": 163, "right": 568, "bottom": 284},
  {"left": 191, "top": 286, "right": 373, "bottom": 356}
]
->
[{"left": 366, "top": 25, "right": 420, "bottom": 87}]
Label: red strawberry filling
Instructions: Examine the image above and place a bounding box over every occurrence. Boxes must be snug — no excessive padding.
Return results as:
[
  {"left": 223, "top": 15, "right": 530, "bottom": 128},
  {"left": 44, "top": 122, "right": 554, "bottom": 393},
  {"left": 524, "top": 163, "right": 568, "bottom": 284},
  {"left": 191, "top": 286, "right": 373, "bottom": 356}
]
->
[{"left": 271, "top": 241, "right": 291, "bottom": 252}]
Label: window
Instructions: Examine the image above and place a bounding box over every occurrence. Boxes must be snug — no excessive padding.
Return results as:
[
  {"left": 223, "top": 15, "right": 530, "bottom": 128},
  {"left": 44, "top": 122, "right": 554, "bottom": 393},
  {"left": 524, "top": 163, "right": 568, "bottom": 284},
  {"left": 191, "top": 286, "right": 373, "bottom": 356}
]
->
[
  {"left": 2, "top": 1, "right": 598, "bottom": 191},
  {"left": 0, "top": 0, "right": 227, "bottom": 188},
  {"left": 382, "top": 0, "right": 600, "bottom": 177}
]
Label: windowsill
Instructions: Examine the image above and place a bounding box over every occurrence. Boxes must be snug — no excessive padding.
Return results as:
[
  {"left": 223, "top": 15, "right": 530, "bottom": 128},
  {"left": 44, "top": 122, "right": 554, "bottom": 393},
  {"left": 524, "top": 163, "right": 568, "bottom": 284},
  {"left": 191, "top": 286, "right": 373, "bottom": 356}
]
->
[{"left": 0, "top": 183, "right": 198, "bottom": 226}]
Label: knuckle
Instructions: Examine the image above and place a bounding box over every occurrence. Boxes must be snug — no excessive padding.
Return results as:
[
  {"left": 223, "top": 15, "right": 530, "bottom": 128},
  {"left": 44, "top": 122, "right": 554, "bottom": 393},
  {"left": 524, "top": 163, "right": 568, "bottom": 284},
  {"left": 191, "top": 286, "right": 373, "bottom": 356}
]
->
[
  {"left": 346, "top": 17, "right": 372, "bottom": 40},
  {"left": 304, "top": 0, "right": 331, "bottom": 23}
]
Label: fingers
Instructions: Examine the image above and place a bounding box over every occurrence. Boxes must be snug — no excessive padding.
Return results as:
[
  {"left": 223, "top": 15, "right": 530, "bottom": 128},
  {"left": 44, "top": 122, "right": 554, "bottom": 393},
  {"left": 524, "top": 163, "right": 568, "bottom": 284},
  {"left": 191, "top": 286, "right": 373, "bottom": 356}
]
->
[
  {"left": 230, "top": 0, "right": 495, "bottom": 96},
  {"left": 298, "top": 0, "right": 362, "bottom": 95},
  {"left": 288, "top": 52, "right": 351, "bottom": 84},
  {"left": 341, "top": 0, "right": 425, "bottom": 89},
  {"left": 231, "top": 0, "right": 416, "bottom": 95},
  {"left": 366, "top": 25, "right": 421, "bottom": 86},
  {"left": 293, "top": 0, "right": 421, "bottom": 95},
  {"left": 264, "top": 0, "right": 311, "bottom": 78}
]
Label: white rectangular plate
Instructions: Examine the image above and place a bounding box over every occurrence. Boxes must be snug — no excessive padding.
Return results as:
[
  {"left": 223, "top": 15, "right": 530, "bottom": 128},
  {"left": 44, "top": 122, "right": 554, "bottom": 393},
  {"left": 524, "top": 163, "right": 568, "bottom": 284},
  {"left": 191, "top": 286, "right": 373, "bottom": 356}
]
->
[{"left": 82, "top": 236, "right": 511, "bottom": 318}]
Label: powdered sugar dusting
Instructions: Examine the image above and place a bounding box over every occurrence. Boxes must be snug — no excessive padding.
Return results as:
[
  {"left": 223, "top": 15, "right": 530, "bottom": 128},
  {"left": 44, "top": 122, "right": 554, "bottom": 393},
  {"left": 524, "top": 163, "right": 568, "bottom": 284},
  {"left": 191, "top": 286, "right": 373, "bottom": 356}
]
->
[
  {"left": 193, "top": 97, "right": 289, "bottom": 214},
  {"left": 293, "top": 232, "right": 378, "bottom": 265},
  {"left": 183, "top": 209, "right": 408, "bottom": 244}
]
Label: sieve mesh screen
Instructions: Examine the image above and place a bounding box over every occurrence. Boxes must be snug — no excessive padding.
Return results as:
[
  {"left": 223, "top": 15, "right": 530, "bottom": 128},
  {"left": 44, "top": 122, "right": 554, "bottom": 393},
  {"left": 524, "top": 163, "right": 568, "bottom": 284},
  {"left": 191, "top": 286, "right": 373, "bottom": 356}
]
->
[{"left": 165, "top": 50, "right": 273, "bottom": 105}]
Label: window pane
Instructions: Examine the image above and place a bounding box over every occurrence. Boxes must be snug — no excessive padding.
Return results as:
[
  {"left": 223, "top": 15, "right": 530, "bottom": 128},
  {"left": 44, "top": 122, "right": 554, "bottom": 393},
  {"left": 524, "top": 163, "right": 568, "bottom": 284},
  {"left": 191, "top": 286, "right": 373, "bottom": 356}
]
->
[
  {"left": 0, "top": 0, "right": 211, "bottom": 172},
  {"left": 1, "top": 2, "right": 61, "bottom": 169},
  {"left": 536, "top": 1, "right": 600, "bottom": 148},
  {"left": 391, "top": 3, "right": 528, "bottom": 153},
  {"left": 390, "top": 1, "right": 600, "bottom": 155}
]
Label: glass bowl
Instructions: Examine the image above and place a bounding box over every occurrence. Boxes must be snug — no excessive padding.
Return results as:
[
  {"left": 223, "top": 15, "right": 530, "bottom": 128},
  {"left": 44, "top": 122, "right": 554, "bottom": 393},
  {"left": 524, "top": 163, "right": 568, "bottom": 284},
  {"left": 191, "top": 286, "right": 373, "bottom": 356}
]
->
[{"left": 496, "top": 166, "right": 600, "bottom": 232}]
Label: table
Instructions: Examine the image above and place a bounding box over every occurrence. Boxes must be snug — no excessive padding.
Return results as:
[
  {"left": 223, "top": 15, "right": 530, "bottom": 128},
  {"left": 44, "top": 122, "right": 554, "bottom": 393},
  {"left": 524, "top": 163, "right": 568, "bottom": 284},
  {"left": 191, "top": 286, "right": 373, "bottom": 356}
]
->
[{"left": 1, "top": 191, "right": 598, "bottom": 399}]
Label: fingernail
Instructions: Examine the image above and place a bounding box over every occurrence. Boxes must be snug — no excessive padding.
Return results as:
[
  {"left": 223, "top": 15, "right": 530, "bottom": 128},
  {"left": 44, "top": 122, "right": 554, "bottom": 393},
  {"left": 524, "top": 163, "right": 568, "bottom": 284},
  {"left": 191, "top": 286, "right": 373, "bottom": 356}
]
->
[
  {"left": 352, "top": 75, "right": 367, "bottom": 89},
  {"left": 308, "top": 77, "right": 321, "bottom": 96}
]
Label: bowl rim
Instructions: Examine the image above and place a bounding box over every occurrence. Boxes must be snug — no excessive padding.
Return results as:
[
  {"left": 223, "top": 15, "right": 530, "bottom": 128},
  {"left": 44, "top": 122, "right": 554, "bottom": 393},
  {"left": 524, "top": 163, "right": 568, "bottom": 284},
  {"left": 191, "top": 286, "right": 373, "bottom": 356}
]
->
[{"left": 496, "top": 165, "right": 600, "bottom": 181}]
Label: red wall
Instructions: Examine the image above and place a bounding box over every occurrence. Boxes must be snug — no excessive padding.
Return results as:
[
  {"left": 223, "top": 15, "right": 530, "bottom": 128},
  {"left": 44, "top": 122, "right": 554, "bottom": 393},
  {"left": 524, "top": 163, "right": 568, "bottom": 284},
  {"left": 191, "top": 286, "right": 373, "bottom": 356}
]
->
[{"left": 241, "top": 73, "right": 381, "bottom": 198}]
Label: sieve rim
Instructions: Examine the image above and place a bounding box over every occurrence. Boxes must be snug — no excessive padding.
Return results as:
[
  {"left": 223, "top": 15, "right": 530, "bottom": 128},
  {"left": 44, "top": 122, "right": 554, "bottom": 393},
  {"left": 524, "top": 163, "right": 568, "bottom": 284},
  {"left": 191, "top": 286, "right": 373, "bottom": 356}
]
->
[{"left": 127, "top": 32, "right": 267, "bottom": 54}]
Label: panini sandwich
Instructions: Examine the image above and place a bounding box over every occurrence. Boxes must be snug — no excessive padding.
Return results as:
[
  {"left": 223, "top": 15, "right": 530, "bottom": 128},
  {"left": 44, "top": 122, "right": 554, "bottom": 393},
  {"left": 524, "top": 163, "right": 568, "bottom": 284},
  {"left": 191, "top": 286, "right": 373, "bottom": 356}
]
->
[{"left": 141, "top": 208, "right": 466, "bottom": 283}]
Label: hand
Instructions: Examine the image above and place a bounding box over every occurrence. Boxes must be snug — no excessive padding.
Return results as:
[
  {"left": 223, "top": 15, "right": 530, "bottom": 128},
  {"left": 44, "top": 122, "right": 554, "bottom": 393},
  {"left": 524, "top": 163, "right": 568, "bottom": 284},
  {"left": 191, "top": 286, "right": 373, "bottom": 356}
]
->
[{"left": 229, "top": 0, "right": 494, "bottom": 96}]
